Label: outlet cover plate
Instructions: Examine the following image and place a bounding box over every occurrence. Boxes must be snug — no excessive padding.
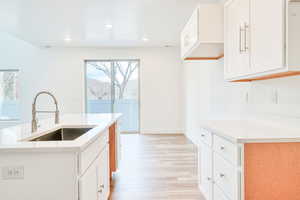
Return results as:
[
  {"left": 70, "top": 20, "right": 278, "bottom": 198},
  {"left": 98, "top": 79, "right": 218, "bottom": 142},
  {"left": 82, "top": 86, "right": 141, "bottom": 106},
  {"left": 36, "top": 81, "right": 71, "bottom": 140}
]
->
[{"left": 2, "top": 166, "right": 24, "bottom": 180}]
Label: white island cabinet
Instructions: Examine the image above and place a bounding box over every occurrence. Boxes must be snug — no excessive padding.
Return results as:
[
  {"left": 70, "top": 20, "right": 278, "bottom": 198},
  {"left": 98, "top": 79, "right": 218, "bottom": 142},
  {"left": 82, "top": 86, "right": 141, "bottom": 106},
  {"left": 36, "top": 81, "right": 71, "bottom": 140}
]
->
[
  {"left": 0, "top": 114, "right": 121, "bottom": 200},
  {"left": 80, "top": 136, "right": 110, "bottom": 200}
]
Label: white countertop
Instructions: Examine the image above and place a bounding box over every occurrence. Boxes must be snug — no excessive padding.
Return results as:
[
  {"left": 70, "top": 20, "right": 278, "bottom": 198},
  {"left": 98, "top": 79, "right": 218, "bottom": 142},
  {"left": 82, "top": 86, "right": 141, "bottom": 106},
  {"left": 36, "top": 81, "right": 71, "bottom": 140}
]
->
[
  {"left": 199, "top": 119, "right": 300, "bottom": 143},
  {"left": 0, "top": 113, "right": 122, "bottom": 152}
]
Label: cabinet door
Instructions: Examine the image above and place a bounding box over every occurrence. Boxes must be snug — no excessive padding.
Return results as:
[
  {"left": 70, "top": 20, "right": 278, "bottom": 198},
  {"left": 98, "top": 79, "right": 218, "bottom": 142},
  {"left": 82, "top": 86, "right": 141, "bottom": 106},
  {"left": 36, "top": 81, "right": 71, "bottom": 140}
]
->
[
  {"left": 79, "top": 160, "right": 98, "bottom": 200},
  {"left": 181, "top": 7, "right": 199, "bottom": 58},
  {"left": 214, "top": 185, "right": 230, "bottom": 200},
  {"left": 198, "top": 142, "right": 213, "bottom": 200},
  {"left": 224, "top": 0, "right": 250, "bottom": 78},
  {"left": 97, "top": 145, "right": 110, "bottom": 200},
  {"left": 250, "top": 0, "right": 286, "bottom": 73}
]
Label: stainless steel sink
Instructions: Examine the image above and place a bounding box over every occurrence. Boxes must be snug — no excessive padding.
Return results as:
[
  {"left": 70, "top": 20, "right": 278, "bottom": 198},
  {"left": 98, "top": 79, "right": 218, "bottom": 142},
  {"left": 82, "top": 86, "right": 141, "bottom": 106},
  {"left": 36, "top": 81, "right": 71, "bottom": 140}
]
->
[{"left": 30, "top": 128, "right": 92, "bottom": 141}]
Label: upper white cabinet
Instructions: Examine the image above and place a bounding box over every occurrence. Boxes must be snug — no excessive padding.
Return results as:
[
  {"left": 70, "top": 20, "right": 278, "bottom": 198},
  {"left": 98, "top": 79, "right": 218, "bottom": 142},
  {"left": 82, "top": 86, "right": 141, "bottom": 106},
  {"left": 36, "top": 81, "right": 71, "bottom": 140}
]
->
[
  {"left": 250, "top": 0, "right": 285, "bottom": 73},
  {"left": 181, "top": 4, "right": 224, "bottom": 60},
  {"left": 225, "top": 0, "right": 300, "bottom": 81},
  {"left": 224, "top": 0, "right": 251, "bottom": 78}
]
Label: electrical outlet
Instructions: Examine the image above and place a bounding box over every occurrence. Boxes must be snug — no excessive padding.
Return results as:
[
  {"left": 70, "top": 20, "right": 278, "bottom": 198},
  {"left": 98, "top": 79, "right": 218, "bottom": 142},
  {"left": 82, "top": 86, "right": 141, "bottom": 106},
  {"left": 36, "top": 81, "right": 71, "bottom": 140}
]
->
[
  {"left": 271, "top": 89, "right": 278, "bottom": 104},
  {"left": 245, "top": 91, "right": 249, "bottom": 103},
  {"left": 2, "top": 166, "right": 24, "bottom": 180}
]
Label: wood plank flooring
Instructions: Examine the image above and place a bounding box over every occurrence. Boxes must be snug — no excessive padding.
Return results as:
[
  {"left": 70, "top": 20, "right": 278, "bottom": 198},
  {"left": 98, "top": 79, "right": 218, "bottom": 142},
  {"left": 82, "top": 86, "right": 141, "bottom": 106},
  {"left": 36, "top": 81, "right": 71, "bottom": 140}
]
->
[{"left": 110, "top": 134, "right": 205, "bottom": 200}]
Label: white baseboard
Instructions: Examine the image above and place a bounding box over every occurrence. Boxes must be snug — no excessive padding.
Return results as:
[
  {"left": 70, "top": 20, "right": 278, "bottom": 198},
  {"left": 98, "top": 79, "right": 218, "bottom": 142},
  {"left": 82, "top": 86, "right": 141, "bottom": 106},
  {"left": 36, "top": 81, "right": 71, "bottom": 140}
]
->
[{"left": 140, "top": 130, "right": 184, "bottom": 135}]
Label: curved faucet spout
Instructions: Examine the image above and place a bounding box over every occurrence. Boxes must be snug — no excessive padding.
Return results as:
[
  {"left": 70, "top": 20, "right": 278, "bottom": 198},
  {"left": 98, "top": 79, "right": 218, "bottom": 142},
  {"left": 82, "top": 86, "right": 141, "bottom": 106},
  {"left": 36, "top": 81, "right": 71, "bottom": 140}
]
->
[{"left": 32, "top": 91, "right": 59, "bottom": 132}]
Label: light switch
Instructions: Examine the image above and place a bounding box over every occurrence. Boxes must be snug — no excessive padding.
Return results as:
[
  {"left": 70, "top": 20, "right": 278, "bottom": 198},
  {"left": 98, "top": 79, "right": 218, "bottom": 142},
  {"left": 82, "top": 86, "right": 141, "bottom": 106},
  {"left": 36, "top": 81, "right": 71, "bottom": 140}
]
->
[{"left": 2, "top": 166, "right": 24, "bottom": 180}]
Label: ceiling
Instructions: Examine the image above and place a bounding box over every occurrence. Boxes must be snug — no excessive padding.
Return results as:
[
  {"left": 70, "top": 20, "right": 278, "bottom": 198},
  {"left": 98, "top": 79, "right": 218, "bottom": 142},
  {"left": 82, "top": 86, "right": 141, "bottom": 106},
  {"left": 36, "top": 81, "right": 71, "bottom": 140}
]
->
[{"left": 0, "top": 0, "right": 221, "bottom": 47}]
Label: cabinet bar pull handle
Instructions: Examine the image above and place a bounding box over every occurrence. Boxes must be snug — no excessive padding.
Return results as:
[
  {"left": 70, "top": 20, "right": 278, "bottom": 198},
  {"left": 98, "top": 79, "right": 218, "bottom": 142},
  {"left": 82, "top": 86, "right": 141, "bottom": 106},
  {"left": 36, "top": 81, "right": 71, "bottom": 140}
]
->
[
  {"left": 219, "top": 173, "right": 225, "bottom": 178},
  {"left": 239, "top": 25, "right": 243, "bottom": 53},
  {"left": 244, "top": 23, "right": 249, "bottom": 51}
]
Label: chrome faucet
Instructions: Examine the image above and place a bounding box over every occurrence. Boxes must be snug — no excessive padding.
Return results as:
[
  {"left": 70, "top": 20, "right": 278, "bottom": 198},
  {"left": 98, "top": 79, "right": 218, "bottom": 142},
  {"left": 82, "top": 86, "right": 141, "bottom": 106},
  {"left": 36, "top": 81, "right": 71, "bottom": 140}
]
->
[{"left": 32, "top": 91, "right": 59, "bottom": 132}]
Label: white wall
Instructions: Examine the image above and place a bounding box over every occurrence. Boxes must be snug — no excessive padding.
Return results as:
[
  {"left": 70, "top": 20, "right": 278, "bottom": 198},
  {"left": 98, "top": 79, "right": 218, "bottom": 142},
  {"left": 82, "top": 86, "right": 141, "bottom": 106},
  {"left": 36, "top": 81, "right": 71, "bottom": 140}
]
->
[
  {"left": 38, "top": 47, "right": 183, "bottom": 134},
  {"left": 0, "top": 32, "right": 43, "bottom": 128},
  {"left": 0, "top": 34, "right": 184, "bottom": 134},
  {"left": 183, "top": 59, "right": 300, "bottom": 138}
]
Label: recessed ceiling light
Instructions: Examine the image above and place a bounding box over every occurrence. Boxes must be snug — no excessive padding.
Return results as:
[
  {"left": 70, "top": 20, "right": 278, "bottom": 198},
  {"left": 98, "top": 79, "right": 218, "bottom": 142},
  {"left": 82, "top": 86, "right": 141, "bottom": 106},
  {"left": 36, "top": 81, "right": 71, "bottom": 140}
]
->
[
  {"left": 64, "top": 36, "right": 72, "bottom": 42},
  {"left": 105, "top": 24, "right": 113, "bottom": 29},
  {"left": 142, "top": 37, "right": 149, "bottom": 42}
]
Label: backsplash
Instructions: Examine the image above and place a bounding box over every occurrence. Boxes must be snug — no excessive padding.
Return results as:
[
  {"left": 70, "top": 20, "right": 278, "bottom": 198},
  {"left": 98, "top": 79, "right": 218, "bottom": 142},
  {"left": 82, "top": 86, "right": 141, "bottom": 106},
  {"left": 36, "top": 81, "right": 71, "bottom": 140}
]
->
[
  {"left": 247, "top": 77, "right": 300, "bottom": 119},
  {"left": 198, "top": 59, "right": 300, "bottom": 120}
]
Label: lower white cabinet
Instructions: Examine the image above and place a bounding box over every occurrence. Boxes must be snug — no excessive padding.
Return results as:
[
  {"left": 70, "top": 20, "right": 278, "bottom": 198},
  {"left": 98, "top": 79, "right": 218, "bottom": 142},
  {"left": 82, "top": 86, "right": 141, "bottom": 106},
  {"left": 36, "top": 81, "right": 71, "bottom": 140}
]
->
[
  {"left": 197, "top": 131, "right": 241, "bottom": 200},
  {"left": 80, "top": 142, "right": 110, "bottom": 200},
  {"left": 198, "top": 141, "right": 213, "bottom": 200},
  {"left": 79, "top": 159, "right": 98, "bottom": 200},
  {"left": 97, "top": 145, "right": 110, "bottom": 200},
  {"left": 214, "top": 185, "right": 230, "bottom": 200},
  {"left": 213, "top": 153, "right": 239, "bottom": 200}
]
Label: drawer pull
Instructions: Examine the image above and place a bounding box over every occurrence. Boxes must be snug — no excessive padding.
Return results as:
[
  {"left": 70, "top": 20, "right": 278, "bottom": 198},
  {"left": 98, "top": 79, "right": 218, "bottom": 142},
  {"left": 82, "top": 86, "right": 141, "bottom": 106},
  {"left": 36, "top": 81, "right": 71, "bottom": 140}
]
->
[
  {"left": 98, "top": 189, "right": 103, "bottom": 193},
  {"left": 219, "top": 173, "right": 225, "bottom": 178},
  {"left": 220, "top": 146, "right": 225, "bottom": 150},
  {"left": 201, "top": 134, "right": 205, "bottom": 137},
  {"left": 207, "top": 177, "right": 211, "bottom": 181},
  {"left": 100, "top": 184, "right": 105, "bottom": 189}
]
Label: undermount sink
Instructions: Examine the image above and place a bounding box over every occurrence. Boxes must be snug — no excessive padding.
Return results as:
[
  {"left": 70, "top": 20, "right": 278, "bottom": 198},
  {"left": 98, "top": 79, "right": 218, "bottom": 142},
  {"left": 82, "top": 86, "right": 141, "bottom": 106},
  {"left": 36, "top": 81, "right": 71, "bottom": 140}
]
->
[{"left": 30, "top": 128, "right": 92, "bottom": 141}]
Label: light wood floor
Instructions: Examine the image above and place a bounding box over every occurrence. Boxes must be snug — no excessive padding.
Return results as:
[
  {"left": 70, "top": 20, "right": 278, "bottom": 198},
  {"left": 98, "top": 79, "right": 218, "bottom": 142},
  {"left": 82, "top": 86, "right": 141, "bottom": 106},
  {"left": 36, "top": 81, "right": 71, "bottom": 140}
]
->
[{"left": 110, "top": 134, "right": 205, "bottom": 200}]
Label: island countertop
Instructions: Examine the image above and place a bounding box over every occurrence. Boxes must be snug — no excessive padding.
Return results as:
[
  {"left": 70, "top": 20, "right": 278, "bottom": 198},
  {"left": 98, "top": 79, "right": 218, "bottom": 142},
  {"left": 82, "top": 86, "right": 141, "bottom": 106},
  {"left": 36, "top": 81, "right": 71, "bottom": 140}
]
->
[
  {"left": 0, "top": 113, "right": 122, "bottom": 151},
  {"left": 199, "top": 118, "right": 300, "bottom": 143}
]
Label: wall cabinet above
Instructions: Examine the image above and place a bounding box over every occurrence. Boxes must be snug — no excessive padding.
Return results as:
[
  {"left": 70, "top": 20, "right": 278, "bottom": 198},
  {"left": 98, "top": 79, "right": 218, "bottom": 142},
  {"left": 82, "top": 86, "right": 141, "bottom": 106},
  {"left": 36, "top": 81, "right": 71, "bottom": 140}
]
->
[
  {"left": 225, "top": 0, "right": 300, "bottom": 82},
  {"left": 181, "top": 4, "right": 224, "bottom": 60}
]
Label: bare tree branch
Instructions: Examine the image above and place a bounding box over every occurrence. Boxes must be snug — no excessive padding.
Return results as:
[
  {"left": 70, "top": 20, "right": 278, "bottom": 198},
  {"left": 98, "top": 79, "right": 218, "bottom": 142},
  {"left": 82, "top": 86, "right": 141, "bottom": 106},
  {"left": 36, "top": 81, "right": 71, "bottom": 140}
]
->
[
  {"left": 88, "top": 61, "right": 138, "bottom": 99},
  {"left": 88, "top": 62, "right": 122, "bottom": 89}
]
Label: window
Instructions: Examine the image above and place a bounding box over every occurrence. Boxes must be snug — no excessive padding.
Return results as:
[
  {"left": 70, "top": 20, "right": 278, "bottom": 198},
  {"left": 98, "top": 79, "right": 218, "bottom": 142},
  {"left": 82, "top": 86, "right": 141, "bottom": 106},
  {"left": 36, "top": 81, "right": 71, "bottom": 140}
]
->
[
  {"left": 0, "top": 70, "right": 20, "bottom": 120},
  {"left": 85, "top": 60, "right": 140, "bottom": 133}
]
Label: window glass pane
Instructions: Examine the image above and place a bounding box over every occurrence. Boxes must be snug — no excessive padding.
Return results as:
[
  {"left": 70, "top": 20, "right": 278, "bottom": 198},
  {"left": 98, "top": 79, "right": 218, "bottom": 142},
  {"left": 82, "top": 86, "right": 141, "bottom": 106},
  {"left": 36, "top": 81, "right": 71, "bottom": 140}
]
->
[
  {"left": 113, "top": 61, "right": 139, "bottom": 132},
  {"left": 0, "top": 70, "right": 20, "bottom": 120},
  {"left": 86, "top": 62, "right": 112, "bottom": 113}
]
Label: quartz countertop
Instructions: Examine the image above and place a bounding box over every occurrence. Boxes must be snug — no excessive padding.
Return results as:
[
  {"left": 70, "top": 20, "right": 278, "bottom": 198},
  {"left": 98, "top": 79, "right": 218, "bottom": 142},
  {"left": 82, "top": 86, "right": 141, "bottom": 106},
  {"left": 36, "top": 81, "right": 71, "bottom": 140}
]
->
[
  {"left": 0, "top": 113, "right": 122, "bottom": 151},
  {"left": 199, "top": 118, "right": 300, "bottom": 143}
]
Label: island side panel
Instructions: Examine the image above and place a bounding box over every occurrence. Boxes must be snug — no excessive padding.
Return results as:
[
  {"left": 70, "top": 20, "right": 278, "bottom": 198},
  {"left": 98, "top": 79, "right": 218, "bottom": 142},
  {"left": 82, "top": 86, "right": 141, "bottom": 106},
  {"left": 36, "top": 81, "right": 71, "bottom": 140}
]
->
[
  {"left": 109, "top": 123, "right": 116, "bottom": 175},
  {"left": 109, "top": 122, "right": 120, "bottom": 181},
  {"left": 244, "top": 143, "right": 300, "bottom": 200},
  {"left": 0, "top": 151, "right": 77, "bottom": 200}
]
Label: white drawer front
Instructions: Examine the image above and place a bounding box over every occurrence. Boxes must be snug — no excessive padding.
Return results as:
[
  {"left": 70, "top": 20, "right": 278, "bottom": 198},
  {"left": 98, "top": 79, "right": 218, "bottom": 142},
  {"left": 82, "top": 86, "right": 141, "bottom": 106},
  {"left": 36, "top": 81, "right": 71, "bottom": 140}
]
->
[
  {"left": 213, "top": 153, "right": 240, "bottom": 200},
  {"left": 198, "top": 142, "right": 213, "bottom": 200},
  {"left": 214, "top": 185, "right": 231, "bottom": 200},
  {"left": 80, "top": 130, "right": 109, "bottom": 174},
  {"left": 213, "top": 135, "right": 240, "bottom": 166},
  {"left": 199, "top": 128, "right": 212, "bottom": 146}
]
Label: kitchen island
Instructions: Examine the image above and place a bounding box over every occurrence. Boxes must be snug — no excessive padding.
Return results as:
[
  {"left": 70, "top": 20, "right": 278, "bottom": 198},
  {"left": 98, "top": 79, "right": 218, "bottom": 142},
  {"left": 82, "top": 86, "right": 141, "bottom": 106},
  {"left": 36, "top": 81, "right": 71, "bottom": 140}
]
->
[
  {"left": 0, "top": 113, "right": 122, "bottom": 200},
  {"left": 188, "top": 119, "right": 300, "bottom": 200}
]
